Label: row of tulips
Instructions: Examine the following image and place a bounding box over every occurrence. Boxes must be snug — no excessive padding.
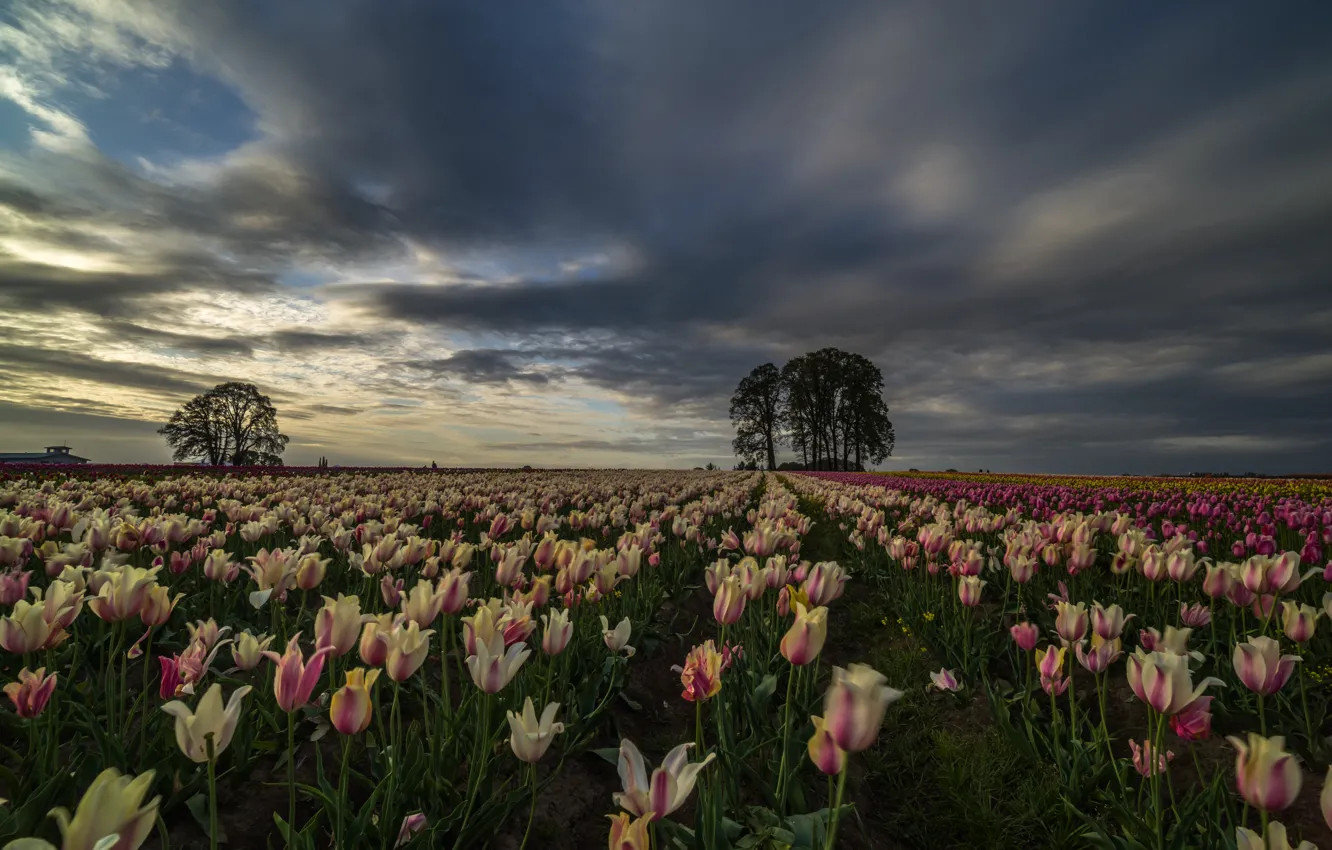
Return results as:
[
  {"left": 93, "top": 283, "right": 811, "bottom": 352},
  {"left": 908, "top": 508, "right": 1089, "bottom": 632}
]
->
[
  {"left": 789, "top": 471, "right": 1332, "bottom": 850},
  {"left": 0, "top": 468, "right": 922, "bottom": 850},
  {"left": 0, "top": 469, "right": 803, "bottom": 848}
]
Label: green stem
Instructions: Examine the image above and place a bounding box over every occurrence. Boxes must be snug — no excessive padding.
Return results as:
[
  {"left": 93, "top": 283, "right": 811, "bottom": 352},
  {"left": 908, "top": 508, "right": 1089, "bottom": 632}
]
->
[
  {"left": 1258, "top": 693, "right": 1267, "bottom": 737},
  {"left": 453, "top": 693, "right": 491, "bottom": 850},
  {"left": 1066, "top": 656, "right": 1077, "bottom": 741},
  {"left": 1298, "top": 661, "right": 1314, "bottom": 747},
  {"left": 518, "top": 763, "right": 538, "bottom": 850},
  {"left": 775, "top": 665, "right": 797, "bottom": 813},
  {"left": 337, "top": 734, "right": 351, "bottom": 849},
  {"left": 441, "top": 616, "right": 454, "bottom": 720},
  {"left": 137, "top": 629, "right": 155, "bottom": 743},
  {"left": 1153, "top": 712, "right": 1165, "bottom": 850},
  {"left": 823, "top": 762, "right": 848, "bottom": 850},
  {"left": 287, "top": 709, "right": 296, "bottom": 848},
  {"left": 206, "top": 735, "right": 219, "bottom": 850}
]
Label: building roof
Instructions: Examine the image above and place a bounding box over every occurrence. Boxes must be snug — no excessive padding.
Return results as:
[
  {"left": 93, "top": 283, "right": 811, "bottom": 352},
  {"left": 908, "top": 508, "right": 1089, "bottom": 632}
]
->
[{"left": 0, "top": 449, "right": 90, "bottom": 463}]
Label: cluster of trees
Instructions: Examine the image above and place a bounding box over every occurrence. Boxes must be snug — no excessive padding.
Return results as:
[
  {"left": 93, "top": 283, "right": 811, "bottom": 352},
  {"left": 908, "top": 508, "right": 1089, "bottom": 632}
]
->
[
  {"left": 159, "top": 382, "right": 290, "bottom": 466},
  {"left": 729, "top": 348, "right": 895, "bottom": 471}
]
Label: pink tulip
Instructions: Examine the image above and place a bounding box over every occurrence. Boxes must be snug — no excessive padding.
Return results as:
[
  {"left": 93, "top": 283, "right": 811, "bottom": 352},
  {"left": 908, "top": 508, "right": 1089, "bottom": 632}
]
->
[
  {"left": 0, "top": 568, "right": 31, "bottom": 606},
  {"left": 395, "top": 813, "right": 427, "bottom": 848},
  {"left": 957, "top": 576, "right": 985, "bottom": 607},
  {"left": 1129, "top": 739, "right": 1174, "bottom": 777},
  {"left": 1091, "top": 602, "right": 1132, "bottom": 640},
  {"left": 713, "top": 576, "right": 746, "bottom": 625},
  {"left": 159, "top": 655, "right": 183, "bottom": 699},
  {"left": 1053, "top": 600, "right": 1088, "bottom": 643},
  {"left": 928, "top": 668, "right": 961, "bottom": 692},
  {"left": 262, "top": 633, "right": 333, "bottom": 712},
  {"left": 1229, "top": 733, "right": 1302, "bottom": 812},
  {"left": 1280, "top": 601, "right": 1320, "bottom": 643},
  {"left": 1170, "top": 695, "right": 1213, "bottom": 741},
  {"left": 380, "top": 575, "right": 404, "bottom": 608},
  {"left": 1179, "top": 602, "right": 1211, "bottom": 627},
  {"left": 802, "top": 562, "right": 848, "bottom": 606},
  {"left": 807, "top": 715, "right": 846, "bottom": 775},
  {"left": 1010, "top": 622, "right": 1040, "bottom": 652},
  {"left": 1075, "top": 635, "right": 1121, "bottom": 674},
  {"left": 1233, "top": 636, "right": 1299, "bottom": 696},
  {"left": 4, "top": 666, "right": 56, "bottom": 718}
]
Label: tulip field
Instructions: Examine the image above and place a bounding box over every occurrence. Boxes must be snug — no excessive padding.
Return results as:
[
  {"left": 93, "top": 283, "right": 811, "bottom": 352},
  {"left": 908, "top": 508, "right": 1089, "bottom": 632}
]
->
[
  {"left": 788, "top": 471, "right": 1332, "bottom": 850},
  {"left": 0, "top": 467, "right": 888, "bottom": 850},
  {"left": 1, "top": 468, "right": 1331, "bottom": 849}
]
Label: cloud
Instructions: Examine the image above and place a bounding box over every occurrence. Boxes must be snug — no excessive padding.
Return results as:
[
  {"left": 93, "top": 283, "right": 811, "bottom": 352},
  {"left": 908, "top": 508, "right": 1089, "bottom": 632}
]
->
[{"left": 0, "top": 0, "right": 1330, "bottom": 471}]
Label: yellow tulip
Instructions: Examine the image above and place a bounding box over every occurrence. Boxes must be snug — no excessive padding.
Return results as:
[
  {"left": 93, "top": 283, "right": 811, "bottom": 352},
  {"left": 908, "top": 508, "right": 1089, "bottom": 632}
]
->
[{"left": 161, "top": 683, "right": 253, "bottom": 763}]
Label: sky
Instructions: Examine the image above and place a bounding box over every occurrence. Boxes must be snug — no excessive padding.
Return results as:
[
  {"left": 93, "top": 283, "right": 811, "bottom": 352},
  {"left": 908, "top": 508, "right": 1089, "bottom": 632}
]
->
[{"left": 1, "top": 1, "right": 1331, "bottom": 473}]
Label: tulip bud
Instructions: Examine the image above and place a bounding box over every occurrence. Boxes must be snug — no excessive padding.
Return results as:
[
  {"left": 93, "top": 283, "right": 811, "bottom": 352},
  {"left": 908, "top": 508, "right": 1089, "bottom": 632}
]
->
[
  {"left": 823, "top": 663, "right": 903, "bottom": 753},
  {"left": 382, "top": 619, "right": 434, "bottom": 683},
  {"left": 1280, "top": 600, "right": 1320, "bottom": 643},
  {"left": 316, "top": 594, "right": 366, "bottom": 657},
  {"left": 1053, "top": 600, "right": 1088, "bottom": 642},
  {"left": 712, "top": 575, "right": 746, "bottom": 625},
  {"left": 1010, "top": 622, "right": 1040, "bottom": 651},
  {"left": 0, "top": 568, "right": 33, "bottom": 606},
  {"left": 807, "top": 714, "right": 847, "bottom": 775},
  {"left": 1091, "top": 602, "right": 1131, "bottom": 640},
  {"left": 1229, "top": 733, "right": 1302, "bottom": 812},
  {"left": 780, "top": 602, "right": 828, "bottom": 666},
  {"left": 294, "top": 553, "right": 329, "bottom": 591},
  {"left": 231, "top": 630, "right": 274, "bottom": 672},
  {"left": 607, "top": 812, "right": 652, "bottom": 850},
  {"left": 139, "top": 586, "right": 183, "bottom": 628},
  {"left": 330, "top": 667, "right": 380, "bottom": 735},
  {"left": 1233, "top": 635, "right": 1300, "bottom": 696},
  {"left": 359, "top": 613, "right": 394, "bottom": 667},
  {"left": 957, "top": 576, "right": 985, "bottom": 607},
  {"left": 540, "top": 609, "right": 573, "bottom": 656}
]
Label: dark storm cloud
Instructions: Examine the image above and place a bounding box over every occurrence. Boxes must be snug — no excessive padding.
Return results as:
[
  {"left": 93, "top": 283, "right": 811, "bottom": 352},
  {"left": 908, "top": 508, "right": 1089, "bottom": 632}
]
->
[
  {"left": 0, "top": 343, "right": 219, "bottom": 395},
  {"left": 4, "top": 0, "right": 1332, "bottom": 470},
  {"left": 404, "top": 349, "right": 554, "bottom": 387},
  {"left": 266, "top": 330, "right": 376, "bottom": 354}
]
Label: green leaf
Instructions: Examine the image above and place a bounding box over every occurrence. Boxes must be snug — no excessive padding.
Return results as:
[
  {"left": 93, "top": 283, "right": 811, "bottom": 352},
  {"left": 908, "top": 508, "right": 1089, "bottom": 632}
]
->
[
  {"left": 592, "top": 747, "right": 621, "bottom": 766},
  {"left": 748, "top": 673, "right": 779, "bottom": 717},
  {"left": 186, "top": 793, "right": 227, "bottom": 844}
]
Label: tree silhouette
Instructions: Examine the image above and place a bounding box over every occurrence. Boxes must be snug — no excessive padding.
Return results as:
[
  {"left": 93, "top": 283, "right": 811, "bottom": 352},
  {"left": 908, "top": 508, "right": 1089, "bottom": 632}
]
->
[
  {"left": 729, "top": 363, "right": 784, "bottom": 470},
  {"left": 735, "top": 349, "right": 893, "bottom": 470},
  {"left": 158, "top": 382, "right": 289, "bottom": 466}
]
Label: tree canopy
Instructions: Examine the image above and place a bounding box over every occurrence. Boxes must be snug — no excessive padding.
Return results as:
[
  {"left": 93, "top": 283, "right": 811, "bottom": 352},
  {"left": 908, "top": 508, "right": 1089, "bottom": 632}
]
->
[
  {"left": 158, "top": 382, "right": 290, "bottom": 466},
  {"left": 729, "top": 348, "right": 894, "bottom": 470},
  {"left": 729, "top": 362, "right": 783, "bottom": 471}
]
